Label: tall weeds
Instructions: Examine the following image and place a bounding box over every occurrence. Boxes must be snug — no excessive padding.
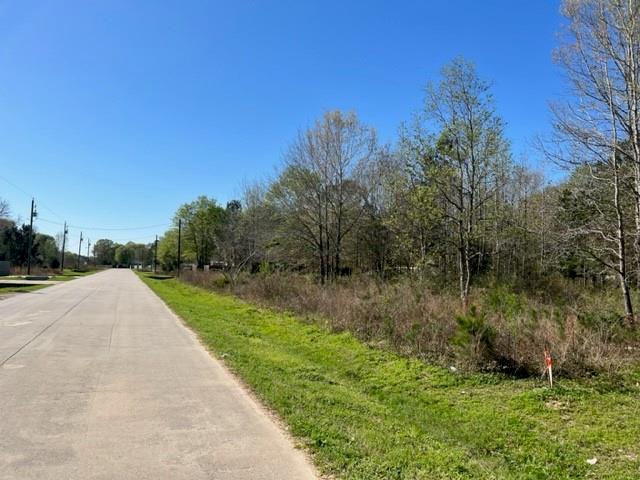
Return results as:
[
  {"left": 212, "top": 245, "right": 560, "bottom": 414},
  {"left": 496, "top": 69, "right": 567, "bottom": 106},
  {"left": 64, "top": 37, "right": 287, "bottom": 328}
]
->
[{"left": 180, "top": 270, "right": 638, "bottom": 377}]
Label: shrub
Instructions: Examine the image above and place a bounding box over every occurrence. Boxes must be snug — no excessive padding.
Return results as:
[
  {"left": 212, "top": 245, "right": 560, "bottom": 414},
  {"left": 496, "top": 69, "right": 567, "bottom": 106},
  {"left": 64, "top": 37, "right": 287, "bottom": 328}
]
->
[{"left": 453, "top": 306, "right": 496, "bottom": 368}]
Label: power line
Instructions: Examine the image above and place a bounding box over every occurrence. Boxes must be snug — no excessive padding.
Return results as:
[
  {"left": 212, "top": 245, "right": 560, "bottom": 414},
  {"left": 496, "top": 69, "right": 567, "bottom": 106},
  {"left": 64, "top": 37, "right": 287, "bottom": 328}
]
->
[
  {"left": 38, "top": 219, "right": 157, "bottom": 245},
  {"left": 1, "top": 174, "right": 169, "bottom": 239},
  {"left": 99, "top": 234, "right": 159, "bottom": 242},
  {"left": 67, "top": 222, "right": 169, "bottom": 232},
  {"left": 38, "top": 218, "right": 169, "bottom": 232},
  {"left": 0, "top": 175, "right": 65, "bottom": 221},
  {"left": 37, "top": 218, "right": 67, "bottom": 226},
  {"left": 0, "top": 174, "right": 32, "bottom": 198},
  {"left": 112, "top": 234, "right": 158, "bottom": 241}
]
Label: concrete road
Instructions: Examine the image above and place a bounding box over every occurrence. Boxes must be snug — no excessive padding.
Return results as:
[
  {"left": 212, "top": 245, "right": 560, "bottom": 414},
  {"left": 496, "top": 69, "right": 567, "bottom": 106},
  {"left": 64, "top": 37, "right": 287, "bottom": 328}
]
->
[{"left": 0, "top": 269, "right": 317, "bottom": 480}]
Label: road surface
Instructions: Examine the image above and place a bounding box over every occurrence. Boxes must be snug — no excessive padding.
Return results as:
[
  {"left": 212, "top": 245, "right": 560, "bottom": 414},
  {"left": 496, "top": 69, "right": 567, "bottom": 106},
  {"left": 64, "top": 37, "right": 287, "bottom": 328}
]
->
[{"left": 0, "top": 269, "right": 317, "bottom": 480}]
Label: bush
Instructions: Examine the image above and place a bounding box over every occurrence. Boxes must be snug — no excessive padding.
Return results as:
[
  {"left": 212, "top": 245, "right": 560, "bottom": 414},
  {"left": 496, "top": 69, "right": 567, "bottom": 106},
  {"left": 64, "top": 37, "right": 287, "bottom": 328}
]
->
[{"left": 453, "top": 306, "right": 496, "bottom": 368}]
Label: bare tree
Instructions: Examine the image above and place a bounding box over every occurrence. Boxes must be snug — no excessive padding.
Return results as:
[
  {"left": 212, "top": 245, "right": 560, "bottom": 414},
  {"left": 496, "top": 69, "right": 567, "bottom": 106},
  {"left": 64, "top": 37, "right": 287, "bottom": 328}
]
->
[
  {"left": 216, "top": 183, "right": 272, "bottom": 285},
  {"left": 0, "top": 198, "right": 9, "bottom": 219},
  {"left": 548, "top": 0, "right": 639, "bottom": 319},
  {"left": 269, "top": 111, "right": 377, "bottom": 283}
]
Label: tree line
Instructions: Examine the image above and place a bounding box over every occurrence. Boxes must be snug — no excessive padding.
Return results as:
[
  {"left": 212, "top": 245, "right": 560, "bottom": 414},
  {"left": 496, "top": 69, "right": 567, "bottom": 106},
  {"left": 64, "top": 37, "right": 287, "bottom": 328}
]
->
[
  {"left": 0, "top": 216, "right": 60, "bottom": 269},
  {"left": 0, "top": 203, "right": 155, "bottom": 270},
  {"left": 150, "top": 1, "right": 640, "bottom": 321},
  {"left": 157, "top": 80, "right": 548, "bottom": 309},
  {"left": 92, "top": 239, "right": 154, "bottom": 268}
]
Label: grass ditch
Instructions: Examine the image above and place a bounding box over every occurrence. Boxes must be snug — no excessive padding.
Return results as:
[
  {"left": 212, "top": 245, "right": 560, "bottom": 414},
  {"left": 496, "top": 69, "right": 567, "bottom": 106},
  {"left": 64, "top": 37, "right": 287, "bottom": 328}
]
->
[{"left": 140, "top": 274, "right": 640, "bottom": 479}]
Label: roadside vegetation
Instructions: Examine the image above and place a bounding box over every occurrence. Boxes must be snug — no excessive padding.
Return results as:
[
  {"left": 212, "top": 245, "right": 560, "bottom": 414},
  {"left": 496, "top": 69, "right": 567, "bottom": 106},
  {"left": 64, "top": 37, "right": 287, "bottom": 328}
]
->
[
  {"left": 0, "top": 283, "right": 49, "bottom": 295},
  {"left": 3, "top": 268, "right": 99, "bottom": 281},
  {"left": 0, "top": 268, "right": 99, "bottom": 298},
  {"left": 181, "top": 270, "right": 640, "bottom": 378},
  {"left": 148, "top": 0, "right": 640, "bottom": 382},
  {"left": 142, "top": 274, "right": 640, "bottom": 479},
  {"left": 49, "top": 269, "right": 100, "bottom": 280}
]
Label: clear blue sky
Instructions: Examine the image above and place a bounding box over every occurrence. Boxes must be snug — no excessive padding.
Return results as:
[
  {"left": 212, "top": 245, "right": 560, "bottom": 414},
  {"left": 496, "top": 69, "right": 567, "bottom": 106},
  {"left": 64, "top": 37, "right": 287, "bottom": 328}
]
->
[{"left": 0, "top": 0, "right": 564, "bottom": 252}]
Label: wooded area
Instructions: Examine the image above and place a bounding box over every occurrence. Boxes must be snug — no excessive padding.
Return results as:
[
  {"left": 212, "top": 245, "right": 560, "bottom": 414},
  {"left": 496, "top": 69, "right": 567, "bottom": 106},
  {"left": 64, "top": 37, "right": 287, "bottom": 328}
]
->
[{"left": 152, "top": 0, "right": 640, "bottom": 321}]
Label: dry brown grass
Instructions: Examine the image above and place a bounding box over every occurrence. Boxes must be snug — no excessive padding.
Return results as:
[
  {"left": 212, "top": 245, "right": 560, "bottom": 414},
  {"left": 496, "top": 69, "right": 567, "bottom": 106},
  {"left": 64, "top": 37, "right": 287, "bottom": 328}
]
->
[
  {"left": 9, "top": 266, "right": 58, "bottom": 275},
  {"left": 180, "top": 270, "right": 639, "bottom": 377}
]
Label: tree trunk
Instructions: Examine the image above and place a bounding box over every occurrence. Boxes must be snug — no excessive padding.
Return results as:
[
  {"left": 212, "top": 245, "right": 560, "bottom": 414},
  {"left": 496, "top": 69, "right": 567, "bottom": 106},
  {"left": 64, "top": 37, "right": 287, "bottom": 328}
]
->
[
  {"left": 614, "top": 158, "right": 634, "bottom": 320},
  {"left": 458, "top": 219, "right": 469, "bottom": 311}
]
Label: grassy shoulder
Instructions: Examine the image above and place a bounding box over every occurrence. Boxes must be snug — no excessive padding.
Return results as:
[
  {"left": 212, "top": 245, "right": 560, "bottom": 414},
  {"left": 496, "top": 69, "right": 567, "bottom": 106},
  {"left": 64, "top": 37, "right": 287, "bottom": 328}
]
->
[
  {"left": 3, "top": 268, "right": 99, "bottom": 281},
  {"left": 140, "top": 274, "right": 640, "bottom": 479},
  {"left": 50, "top": 268, "right": 100, "bottom": 281},
  {"left": 0, "top": 283, "right": 50, "bottom": 294},
  {"left": 0, "top": 268, "right": 100, "bottom": 297}
]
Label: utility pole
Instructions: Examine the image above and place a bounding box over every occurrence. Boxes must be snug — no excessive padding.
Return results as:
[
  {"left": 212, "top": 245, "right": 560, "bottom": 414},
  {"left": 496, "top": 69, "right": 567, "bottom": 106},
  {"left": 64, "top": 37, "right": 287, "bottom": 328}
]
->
[
  {"left": 26, "top": 198, "right": 37, "bottom": 275},
  {"left": 87, "top": 239, "right": 91, "bottom": 267},
  {"left": 60, "top": 222, "right": 68, "bottom": 272},
  {"left": 154, "top": 235, "right": 158, "bottom": 273},
  {"left": 177, "top": 219, "right": 182, "bottom": 277},
  {"left": 77, "top": 232, "right": 83, "bottom": 270}
]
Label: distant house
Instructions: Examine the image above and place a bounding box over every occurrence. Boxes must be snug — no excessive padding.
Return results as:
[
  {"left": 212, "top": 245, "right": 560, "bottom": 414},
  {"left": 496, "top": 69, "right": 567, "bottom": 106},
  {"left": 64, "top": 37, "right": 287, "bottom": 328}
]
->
[{"left": 208, "top": 261, "right": 227, "bottom": 271}]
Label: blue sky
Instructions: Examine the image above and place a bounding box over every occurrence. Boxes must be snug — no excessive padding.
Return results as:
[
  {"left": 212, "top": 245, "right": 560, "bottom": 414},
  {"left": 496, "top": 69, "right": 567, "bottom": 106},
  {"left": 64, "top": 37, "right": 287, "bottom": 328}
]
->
[{"left": 0, "top": 0, "right": 564, "bottom": 252}]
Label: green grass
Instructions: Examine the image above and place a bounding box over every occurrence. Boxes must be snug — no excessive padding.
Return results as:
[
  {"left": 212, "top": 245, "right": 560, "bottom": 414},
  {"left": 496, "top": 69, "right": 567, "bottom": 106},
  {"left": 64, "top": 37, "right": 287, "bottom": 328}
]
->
[
  {"left": 0, "top": 283, "right": 50, "bottom": 294},
  {"left": 140, "top": 274, "right": 640, "bottom": 479},
  {"left": 50, "top": 269, "right": 95, "bottom": 281},
  {"left": 0, "top": 268, "right": 100, "bottom": 295},
  {"left": 3, "top": 268, "right": 100, "bottom": 282}
]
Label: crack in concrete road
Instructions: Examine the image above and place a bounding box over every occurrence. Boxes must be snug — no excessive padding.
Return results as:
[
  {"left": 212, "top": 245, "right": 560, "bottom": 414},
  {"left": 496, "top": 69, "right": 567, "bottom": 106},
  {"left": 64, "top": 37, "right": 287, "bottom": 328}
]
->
[{"left": 0, "top": 287, "right": 96, "bottom": 368}]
